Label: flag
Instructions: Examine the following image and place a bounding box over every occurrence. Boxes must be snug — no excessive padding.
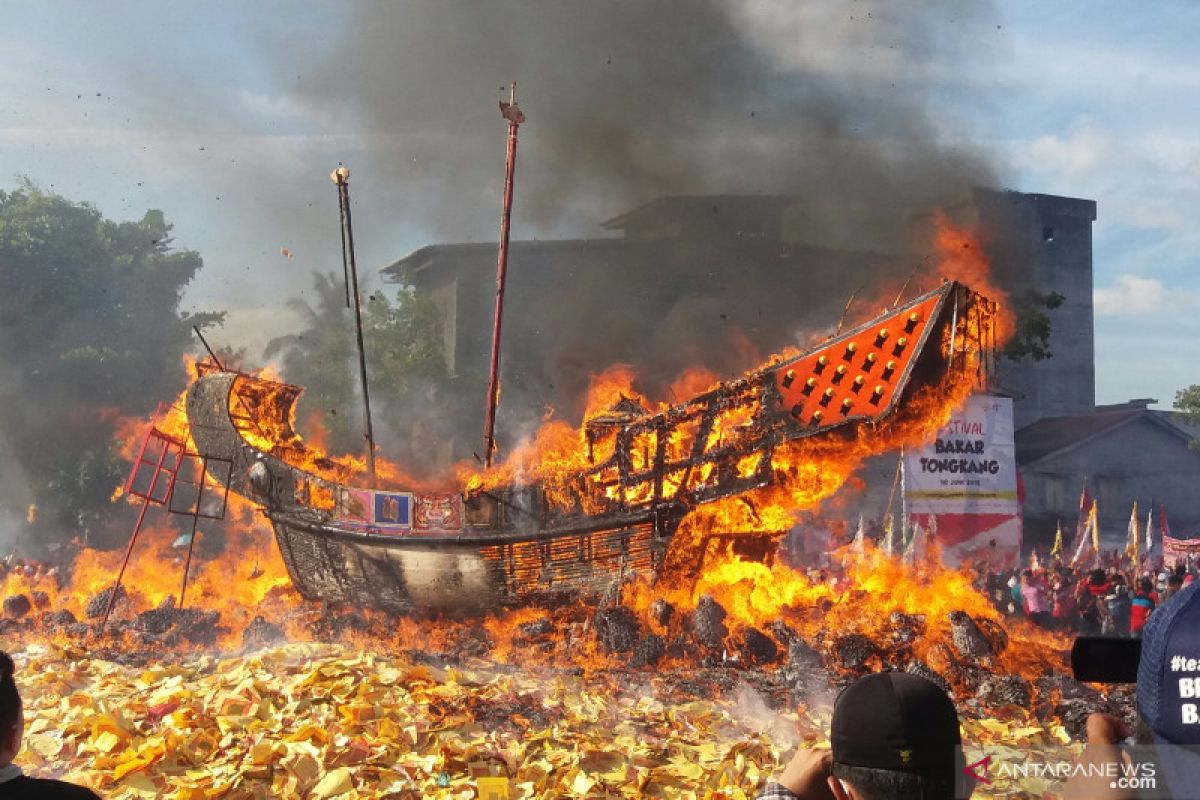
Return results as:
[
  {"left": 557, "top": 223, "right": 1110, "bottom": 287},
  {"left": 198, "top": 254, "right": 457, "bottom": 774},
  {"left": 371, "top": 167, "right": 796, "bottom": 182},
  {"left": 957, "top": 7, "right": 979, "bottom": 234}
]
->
[
  {"left": 1069, "top": 518, "right": 1090, "bottom": 566},
  {"left": 903, "top": 522, "right": 924, "bottom": 566},
  {"left": 881, "top": 514, "right": 895, "bottom": 557},
  {"left": 1145, "top": 504, "right": 1154, "bottom": 556},
  {"left": 1071, "top": 501, "right": 1099, "bottom": 567},
  {"left": 1030, "top": 549, "right": 1041, "bottom": 571},
  {"left": 1087, "top": 500, "right": 1102, "bottom": 568},
  {"left": 851, "top": 514, "right": 866, "bottom": 556},
  {"left": 1126, "top": 501, "right": 1140, "bottom": 566},
  {"left": 1068, "top": 479, "right": 1093, "bottom": 561},
  {"left": 1051, "top": 520, "right": 1064, "bottom": 559}
]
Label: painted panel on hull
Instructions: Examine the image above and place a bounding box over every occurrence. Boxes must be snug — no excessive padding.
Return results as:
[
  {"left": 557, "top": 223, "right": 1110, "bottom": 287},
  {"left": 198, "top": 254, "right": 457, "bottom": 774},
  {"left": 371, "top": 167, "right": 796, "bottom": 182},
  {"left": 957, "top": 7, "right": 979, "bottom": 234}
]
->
[{"left": 332, "top": 488, "right": 464, "bottom": 534}]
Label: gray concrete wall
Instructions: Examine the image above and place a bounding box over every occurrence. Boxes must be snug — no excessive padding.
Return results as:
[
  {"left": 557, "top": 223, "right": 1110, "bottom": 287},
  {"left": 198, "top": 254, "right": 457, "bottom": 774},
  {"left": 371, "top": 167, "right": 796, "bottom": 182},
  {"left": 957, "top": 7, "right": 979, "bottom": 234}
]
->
[
  {"left": 391, "top": 189, "right": 1100, "bottom": 477},
  {"left": 1020, "top": 416, "right": 1200, "bottom": 548},
  {"left": 972, "top": 189, "right": 1097, "bottom": 428}
]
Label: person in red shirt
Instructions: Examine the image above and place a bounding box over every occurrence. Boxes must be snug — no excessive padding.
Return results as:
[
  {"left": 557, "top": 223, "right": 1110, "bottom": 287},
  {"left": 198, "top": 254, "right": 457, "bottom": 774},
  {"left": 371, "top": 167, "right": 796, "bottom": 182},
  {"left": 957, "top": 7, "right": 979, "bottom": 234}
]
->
[
  {"left": 1130, "top": 577, "right": 1156, "bottom": 636},
  {"left": 1051, "top": 572, "right": 1077, "bottom": 631},
  {"left": 1075, "top": 568, "right": 1110, "bottom": 635}
]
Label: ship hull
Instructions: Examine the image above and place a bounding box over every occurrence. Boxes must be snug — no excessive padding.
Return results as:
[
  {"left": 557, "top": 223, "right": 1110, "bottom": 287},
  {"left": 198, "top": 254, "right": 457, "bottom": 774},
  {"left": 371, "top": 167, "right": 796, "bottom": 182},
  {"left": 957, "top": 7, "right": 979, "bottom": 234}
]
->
[
  {"left": 268, "top": 510, "right": 665, "bottom": 613},
  {"left": 182, "top": 280, "right": 995, "bottom": 613}
]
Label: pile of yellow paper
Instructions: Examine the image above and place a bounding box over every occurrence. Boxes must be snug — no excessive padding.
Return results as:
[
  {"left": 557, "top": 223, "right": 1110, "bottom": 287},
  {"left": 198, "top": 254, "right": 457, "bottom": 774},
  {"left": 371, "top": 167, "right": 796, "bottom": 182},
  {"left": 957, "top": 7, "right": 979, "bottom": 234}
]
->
[{"left": 10, "top": 641, "right": 1082, "bottom": 799}]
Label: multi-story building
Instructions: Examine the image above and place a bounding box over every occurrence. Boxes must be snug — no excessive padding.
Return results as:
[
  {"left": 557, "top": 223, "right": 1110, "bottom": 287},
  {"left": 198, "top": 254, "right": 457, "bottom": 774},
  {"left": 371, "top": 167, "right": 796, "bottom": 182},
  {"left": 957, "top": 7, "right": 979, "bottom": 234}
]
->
[{"left": 382, "top": 189, "right": 1200, "bottom": 547}]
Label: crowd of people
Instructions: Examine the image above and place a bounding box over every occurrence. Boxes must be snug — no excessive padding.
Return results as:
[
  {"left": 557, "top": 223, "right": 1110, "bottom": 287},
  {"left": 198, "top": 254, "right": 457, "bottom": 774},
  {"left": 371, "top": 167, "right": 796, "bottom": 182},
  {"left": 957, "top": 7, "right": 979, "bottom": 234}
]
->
[{"left": 976, "top": 557, "right": 1194, "bottom": 637}]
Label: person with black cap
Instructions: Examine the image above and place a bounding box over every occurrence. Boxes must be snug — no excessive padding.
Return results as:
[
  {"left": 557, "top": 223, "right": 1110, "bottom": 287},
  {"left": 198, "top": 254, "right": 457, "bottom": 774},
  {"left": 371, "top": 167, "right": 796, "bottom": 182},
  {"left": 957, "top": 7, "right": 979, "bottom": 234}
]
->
[
  {"left": 757, "top": 671, "right": 970, "bottom": 800},
  {"left": 0, "top": 650, "right": 102, "bottom": 799}
]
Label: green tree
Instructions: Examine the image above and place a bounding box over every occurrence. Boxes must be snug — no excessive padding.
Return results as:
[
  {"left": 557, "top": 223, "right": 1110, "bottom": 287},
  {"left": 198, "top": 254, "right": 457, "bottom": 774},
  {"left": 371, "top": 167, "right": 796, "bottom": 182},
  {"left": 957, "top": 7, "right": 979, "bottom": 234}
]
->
[
  {"left": 0, "top": 180, "right": 221, "bottom": 545},
  {"left": 265, "top": 273, "right": 359, "bottom": 453},
  {"left": 1003, "top": 289, "right": 1066, "bottom": 362},
  {"left": 1176, "top": 384, "right": 1200, "bottom": 450}
]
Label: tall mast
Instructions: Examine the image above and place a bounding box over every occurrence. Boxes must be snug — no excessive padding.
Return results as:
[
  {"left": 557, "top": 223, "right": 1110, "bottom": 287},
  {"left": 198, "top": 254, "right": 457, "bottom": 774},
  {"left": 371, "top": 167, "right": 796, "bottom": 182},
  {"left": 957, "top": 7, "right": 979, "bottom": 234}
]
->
[
  {"left": 483, "top": 81, "right": 524, "bottom": 468},
  {"left": 331, "top": 166, "right": 378, "bottom": 486}
]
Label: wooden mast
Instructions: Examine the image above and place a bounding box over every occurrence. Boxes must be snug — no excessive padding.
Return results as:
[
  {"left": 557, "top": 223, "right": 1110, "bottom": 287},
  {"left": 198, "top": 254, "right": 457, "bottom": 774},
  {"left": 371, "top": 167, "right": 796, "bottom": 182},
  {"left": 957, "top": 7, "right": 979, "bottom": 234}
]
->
[{"left": 483, "top": 81, "right": 524, "bottom": 468}]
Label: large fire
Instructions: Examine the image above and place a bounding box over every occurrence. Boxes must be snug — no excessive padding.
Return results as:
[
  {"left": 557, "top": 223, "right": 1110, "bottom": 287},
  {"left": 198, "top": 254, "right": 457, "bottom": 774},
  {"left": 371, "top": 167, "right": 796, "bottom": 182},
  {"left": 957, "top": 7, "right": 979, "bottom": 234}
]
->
[
  {"left": 0, "top": 217, "right": 1055, "bottom": 662},
  {"left": 0, "top": 216, "right": 1100, "bottom": 798}
]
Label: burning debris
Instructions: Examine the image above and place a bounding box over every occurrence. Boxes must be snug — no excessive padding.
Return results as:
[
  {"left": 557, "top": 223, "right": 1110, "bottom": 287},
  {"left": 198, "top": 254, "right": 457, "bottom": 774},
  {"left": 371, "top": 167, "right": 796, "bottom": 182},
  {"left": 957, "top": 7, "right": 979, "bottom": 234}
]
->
[
  {"left": 1, "top": 511, "right": 1136, "bottom": 798},
  {"left": 150, "top": 276, "right": 998, "bottom": 620},
  {"left": 0, "top": 211, "right": 1117, "bottom": 798}
]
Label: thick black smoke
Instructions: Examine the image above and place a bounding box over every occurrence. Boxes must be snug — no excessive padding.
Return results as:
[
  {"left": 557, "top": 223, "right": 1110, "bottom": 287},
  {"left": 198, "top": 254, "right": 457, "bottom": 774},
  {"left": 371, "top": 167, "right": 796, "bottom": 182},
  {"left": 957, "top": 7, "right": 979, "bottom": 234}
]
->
[
  {"left": 281, "top": 1, "right": 1005, "bottom": 248},
  {"left": 268, "top": 1, "right": 1010, "bottom": 463}
]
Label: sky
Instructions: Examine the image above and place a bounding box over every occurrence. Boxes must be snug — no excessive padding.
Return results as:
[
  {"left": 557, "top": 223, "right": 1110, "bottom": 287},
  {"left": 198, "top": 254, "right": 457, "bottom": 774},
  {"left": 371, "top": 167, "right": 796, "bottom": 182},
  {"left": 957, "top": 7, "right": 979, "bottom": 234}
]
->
[{"left": 0, "top": 0, "right": 1196, "bottom": 410}]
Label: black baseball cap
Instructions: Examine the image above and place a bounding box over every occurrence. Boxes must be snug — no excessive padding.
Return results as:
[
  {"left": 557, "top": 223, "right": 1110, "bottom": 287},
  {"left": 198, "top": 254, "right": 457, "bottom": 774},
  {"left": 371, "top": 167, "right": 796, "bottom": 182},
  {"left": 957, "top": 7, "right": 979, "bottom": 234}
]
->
[
  {"left": 1137, "top": 581, "right": 1200, "bottom": 796},
  {"left": 831, "top": 672, "right": 965, "bottom": 799}
]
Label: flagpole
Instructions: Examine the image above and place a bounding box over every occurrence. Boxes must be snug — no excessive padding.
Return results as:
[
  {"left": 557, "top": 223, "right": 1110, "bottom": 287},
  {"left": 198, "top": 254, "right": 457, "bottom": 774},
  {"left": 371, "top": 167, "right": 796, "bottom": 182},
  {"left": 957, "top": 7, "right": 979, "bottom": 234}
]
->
[
  {"left": 331, "top": 166, "right": 378, "bottom": 487},
  {"left": 899, "top": 449, "right": 909, "bottom": 547},
  {"left": 482, "top": 81, "right": 524, "bottom": 468}
]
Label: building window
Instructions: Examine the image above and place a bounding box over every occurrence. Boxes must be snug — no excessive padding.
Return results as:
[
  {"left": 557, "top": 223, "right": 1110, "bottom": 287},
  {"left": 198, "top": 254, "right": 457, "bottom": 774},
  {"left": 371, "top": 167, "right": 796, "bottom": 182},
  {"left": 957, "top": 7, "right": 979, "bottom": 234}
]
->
[{"left": 1042, "top": 226, "right": 1055, "bottom": 242}]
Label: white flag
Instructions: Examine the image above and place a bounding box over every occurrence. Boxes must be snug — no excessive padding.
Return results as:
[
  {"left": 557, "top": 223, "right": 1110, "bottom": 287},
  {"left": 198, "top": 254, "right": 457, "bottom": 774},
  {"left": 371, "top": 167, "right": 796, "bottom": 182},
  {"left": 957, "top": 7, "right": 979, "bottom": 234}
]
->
[
  {"left": 1145, "top": 505, "right": 1154, "bottom": 556},
  {"left": 852, "top": 514, "right": 866, "bottom": 557},
  {"left": 903, "top": 522, "right": 926, "bottom": 566},
  {"left": 1126, "top": 501, "right": 1140, "bottom": 565},
  {"left": 881, "top": 514, "right": 895, "bottom": 557}
]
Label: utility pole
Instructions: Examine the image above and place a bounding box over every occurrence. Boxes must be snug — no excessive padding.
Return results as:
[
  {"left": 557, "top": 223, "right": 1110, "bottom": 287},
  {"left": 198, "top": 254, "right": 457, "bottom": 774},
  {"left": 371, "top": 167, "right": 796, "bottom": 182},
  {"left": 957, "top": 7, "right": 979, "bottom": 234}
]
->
[
  {"left": 483, "top": 81, "right": 524, "bottom": 468},
  {"left": 331, "top": 166, "right": 378, "bottom": 485}
]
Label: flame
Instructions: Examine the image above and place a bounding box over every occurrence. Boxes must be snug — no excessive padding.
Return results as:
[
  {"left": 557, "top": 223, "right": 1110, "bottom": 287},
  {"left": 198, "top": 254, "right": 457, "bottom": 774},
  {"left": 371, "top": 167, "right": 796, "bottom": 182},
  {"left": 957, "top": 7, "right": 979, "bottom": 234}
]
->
[
  {"left": 931, "top": 210, "right": 1014, "bottom": 337},
  {"left": 0, "top": 211, "right": 1062, "bottom": 695},
  {"left": 627, "top": 539, "right": 1067, "bottom": 676}
]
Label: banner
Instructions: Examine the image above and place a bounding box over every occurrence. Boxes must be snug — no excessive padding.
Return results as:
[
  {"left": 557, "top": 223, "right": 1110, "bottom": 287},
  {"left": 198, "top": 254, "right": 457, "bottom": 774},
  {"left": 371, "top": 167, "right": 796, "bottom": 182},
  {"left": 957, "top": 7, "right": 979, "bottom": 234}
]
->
[
  {"left": 1163, "top": 534, "right": 1200, "bottom": 566},
  {"left": 903, "top": 394, "right": 1022, "bottom": 569}
]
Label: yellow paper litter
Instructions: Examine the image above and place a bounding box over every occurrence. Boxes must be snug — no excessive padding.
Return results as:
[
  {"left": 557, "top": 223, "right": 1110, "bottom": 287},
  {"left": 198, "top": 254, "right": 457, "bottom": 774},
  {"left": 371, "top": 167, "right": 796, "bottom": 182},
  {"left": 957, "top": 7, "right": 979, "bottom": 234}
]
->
[{"left": 9, "top": 642, "right": 1087, "bottom": 799}]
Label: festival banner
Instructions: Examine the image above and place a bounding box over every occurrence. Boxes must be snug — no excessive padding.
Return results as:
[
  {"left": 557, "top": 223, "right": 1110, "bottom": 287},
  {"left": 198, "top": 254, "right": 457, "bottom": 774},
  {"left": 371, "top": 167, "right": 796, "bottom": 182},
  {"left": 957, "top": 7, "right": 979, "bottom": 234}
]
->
[
  {"left": 903, "top": 394, "right": 1022, "bottom": 569},
  {"left": 1163, "top": 534, "right": 1200, "bottom": 567}
]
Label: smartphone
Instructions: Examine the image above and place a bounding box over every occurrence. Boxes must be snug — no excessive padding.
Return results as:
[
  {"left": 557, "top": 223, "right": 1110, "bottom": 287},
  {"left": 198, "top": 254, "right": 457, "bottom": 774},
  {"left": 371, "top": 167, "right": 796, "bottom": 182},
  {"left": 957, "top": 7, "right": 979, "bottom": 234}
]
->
[{"left": 1071, "top": 636, "right": 1141, "bottom": 683}]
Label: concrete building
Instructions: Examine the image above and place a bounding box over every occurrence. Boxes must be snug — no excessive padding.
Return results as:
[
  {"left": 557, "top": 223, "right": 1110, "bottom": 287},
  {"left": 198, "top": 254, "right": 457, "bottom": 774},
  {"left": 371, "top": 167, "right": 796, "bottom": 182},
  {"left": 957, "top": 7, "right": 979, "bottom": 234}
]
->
[
  {"left": 383, "top": 189, "right": 1092, "bottom": 446},
  {"left": 1016, "top": 401, "right": 1200, "bottom": 550},
  {"left": 962, "top": 189, "right": 1097, "bottom": 429},
  {"left": 381, "top": 188, "right": 1200, "bottom": 546},
  {"left": 384, "top": 195, "right": 909, "bottom": 455}
]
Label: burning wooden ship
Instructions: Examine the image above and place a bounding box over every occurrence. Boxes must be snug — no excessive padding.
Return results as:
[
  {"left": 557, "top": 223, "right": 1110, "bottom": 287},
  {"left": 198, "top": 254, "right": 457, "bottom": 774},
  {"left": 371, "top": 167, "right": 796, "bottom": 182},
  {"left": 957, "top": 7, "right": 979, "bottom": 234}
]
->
[{"left": 172, "top": 280, "right": 996, "bottom": 613}]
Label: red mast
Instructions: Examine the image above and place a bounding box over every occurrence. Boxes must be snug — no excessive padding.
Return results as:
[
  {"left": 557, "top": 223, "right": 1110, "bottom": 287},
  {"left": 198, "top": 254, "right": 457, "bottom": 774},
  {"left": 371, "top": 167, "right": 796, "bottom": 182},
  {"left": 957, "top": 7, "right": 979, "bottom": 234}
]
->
[{"left": 483, "top": 82, "right": 524, "bottom": 467}]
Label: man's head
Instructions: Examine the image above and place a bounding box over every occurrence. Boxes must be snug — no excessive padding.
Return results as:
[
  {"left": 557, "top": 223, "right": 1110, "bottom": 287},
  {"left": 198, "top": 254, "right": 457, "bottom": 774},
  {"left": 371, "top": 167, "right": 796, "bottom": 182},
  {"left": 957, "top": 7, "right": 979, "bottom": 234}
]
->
[
  {"left": 1137, "top": 581, "right": 1200, "bottom": 795},
  {"left": 0, "top": 651, "right": 22, "bottom": 766},
  {"left": 828, "top": 672, "right": 967, "bottom": 800}
]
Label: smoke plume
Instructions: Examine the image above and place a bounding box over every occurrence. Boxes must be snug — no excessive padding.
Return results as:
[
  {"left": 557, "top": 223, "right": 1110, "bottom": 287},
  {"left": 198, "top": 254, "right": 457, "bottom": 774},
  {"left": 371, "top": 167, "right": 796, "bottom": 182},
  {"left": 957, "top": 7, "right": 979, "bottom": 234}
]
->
[
  {"left": 269, "top": 1, "right": 1011, "bottom": 462},
  {"left": 282, "top": 1, "right": 1005, "bottom": 248}
]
